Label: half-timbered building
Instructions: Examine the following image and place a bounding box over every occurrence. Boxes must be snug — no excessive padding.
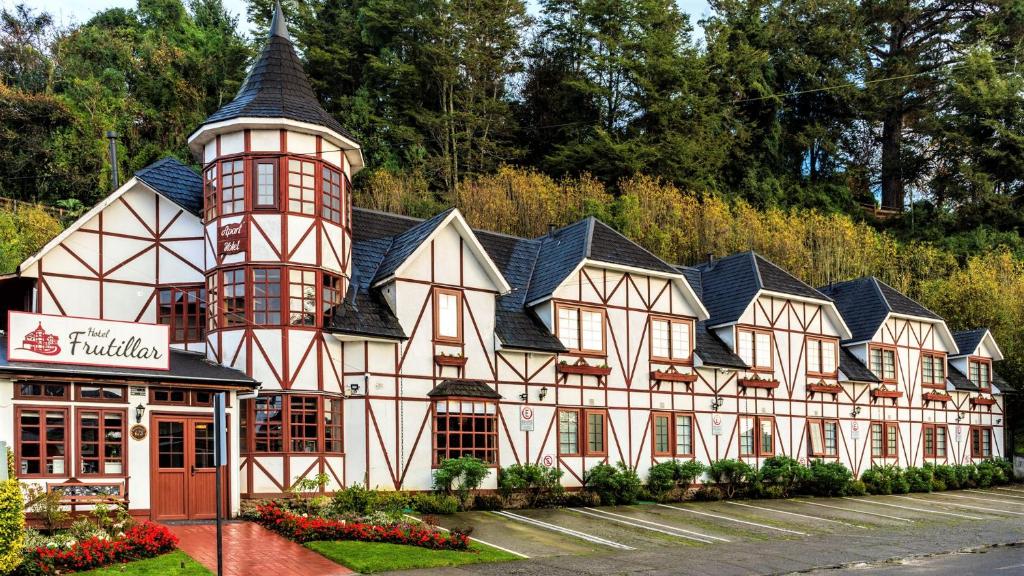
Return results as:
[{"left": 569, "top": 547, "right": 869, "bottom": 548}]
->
[{"left": 0, "top": 4, "right": 1011, "bottom": 520}]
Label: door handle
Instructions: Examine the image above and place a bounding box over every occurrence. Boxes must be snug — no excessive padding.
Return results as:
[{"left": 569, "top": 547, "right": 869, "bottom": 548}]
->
[{"left": 191, "top": 465, "right": 196, "bottom": 476}]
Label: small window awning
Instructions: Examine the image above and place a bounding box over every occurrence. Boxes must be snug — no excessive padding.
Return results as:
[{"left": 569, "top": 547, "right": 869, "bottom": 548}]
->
[{"left": 427, "top": 379, "right": 501, "bottom": 399}]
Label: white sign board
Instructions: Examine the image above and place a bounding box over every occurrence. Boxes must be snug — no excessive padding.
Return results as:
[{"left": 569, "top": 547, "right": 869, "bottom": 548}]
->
[
  {"left": 8, "top": 312, "right": 170, "bottom": 371},
  {"left": 520, "top": 406, "right": 535, "bottom": 432},
  {"left": 851, "top": 421, "right": 860, "bottom": 440},
  {"left": 711, "top": 415, "right": 723, "bottom": 436}
]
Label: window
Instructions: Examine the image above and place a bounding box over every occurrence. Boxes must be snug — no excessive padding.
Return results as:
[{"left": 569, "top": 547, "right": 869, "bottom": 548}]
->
[
  {"left": 651, "top": 412, "right": 695, "bottom": 457},
  {"left": 558, "top": 410, "right": 579, "bottom": 455},
  {"left": 433, "top": 288, "right": 462, "bottom": 343},
  {"left": 222, "top": 268, "right": 246, "bottom": 327},
  {"left": 739, "top": 415, "right": 774, "bottom": 457},
  {"left": 922, "top": 424, "right": 947, "bottom": 458},
  {"left": 254, "top": 159, "right": 278, "bottom": 207},
  {"left": 14, "top": 382, "right": 68, "bottom": 400},
  {"left": 252, "top": 268, "right": 282, "bottom": 325},
  {"left": 650, "top": 317, "right": 693, "bottom": 362},
  {"left": 322, "top": 274, "right": 343, "bottom": 326},
  {"left": 78, "top": 409, "right": 125, "bottom": 476},
  {"left": 76, "top": 385, "right": 126, "bottom": 402},
  {"left": 434, "top": 399, "right": 497, "bottom": 464},
  {"left": 738, "top": 328, "right": 772, "bottom": 370},
  {"left": 150, "top": 388, "right": 221, "bottom": 407},
  {"left": 204, "top": 164, "right": 218, "bottom": 220},
  {"left": 971, "top": 426, "right": 993, "bottom": 458},
  {"left": 921, "top": 353, "right": 946, "bottom": 388},
  {"left": 806, "top": 337, "right": 838, "bottom": 377},
  {"left": 871, "top": 422, "right": 899, "bottom": 458},
  {"left": 653, "top": 413, "right": 672, "bottom": 456},
  {"left": 969, "top": 359, "right": 992, "bottom": 392},
  {"left": 16, "top": 407, "right": 68, "bottom": 477},
  {"left": 808, "top": 419, "right": 839, "bottom": 457},
  {"left": 321, "top": 166, "right": 344, "bottom": 225},
  {"left": 675, "top": 413, "right": 694, "bottom": 457},
  {"left": 325, "top": 398, "right": 343, "bottom": 453},
  {"left": 289, "top": 396, "right": 319, "bottom": 452},
  {"left": 869, "top": 346, "right": 897, "bottom": 382},
  {"left": 158, "top": 286, "right": 206, "bottom": 343},
  {"left": 557, "top": 408, "right": 606, "bottom": 456},
  {"left": 287, "top": 158, "right": 316, "bottom": 215},
  {"left": 587, "top": 410, "right": 606, "bottom": 455},
  {"left": 206, "top": 273, "right": 219, "bottom": 330},
  {"left": 289, "top": 269, "right": 317, "bottom": 326},
  {"left": 220, "top": 159, "right": 245, "bottom": 215},
  {"left": 557, "top": 304, "right": 605, "bottom": 354},
  {"left": 252, "top": 395, "right": 284, "bottom": 452}
]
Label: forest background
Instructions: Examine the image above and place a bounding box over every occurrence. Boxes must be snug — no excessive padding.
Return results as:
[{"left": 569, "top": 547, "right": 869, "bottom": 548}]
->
[{"left": 0, "top": 0, "right": 1022, "bottom": 449}]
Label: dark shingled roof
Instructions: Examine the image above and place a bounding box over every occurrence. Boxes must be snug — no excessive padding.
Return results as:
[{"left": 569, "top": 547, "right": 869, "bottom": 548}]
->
[
  {"left": 427, "top": 379, "right": 501, "bottom": 399},
  {"left": 952, "top": 328, "right": 988, "bottom": 357},
  {"left": 0, "top": 337, "right": 256, "bottom": 384},
  {"left": 839, "top": 348, "right": 880, "bottom": 383},
  {"left": 695, "top": 252, "right": 829, "bottom": 326},
  {"left": 695, "top": 322, "right": 747, "bottom": 369},
  {"left": 372, "top": 209, "right": 455, "bottom": 285},
  {"left": 135, "top": 157, "right": 203, "bottom": 217},
  {"left": 948, "top": 364, "right": 978, "bottom": 392},
  {"left": 819, "top": 277, "right": 941, "bottom": 344},
  {"left": 325, "top": 237, "right": 406, "bottom": 340},
  {"left": 200, "top": 5, "right": 356, "bottom": 142},
  {"left": 993, "top": 370, "right": 1015, "bottom": 393}
]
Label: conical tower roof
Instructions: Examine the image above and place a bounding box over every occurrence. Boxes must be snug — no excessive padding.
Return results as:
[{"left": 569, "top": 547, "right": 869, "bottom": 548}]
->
[{"left": 200, "top": 2, "right": 356, "bottom": 142}]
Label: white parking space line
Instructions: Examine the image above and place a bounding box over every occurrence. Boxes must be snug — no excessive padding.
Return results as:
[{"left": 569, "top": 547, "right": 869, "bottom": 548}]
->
[
  {"left": 567, "top": 508, "right": 713, "bottom": 544},
  {"left": 996, "top": 487, "right": 1024, "bottom": 494},
  {"left": 580, "top": 507, "right": 730, "bottom": 542},
  {"left": 942, "top": 493, "right": 1024, "bottom": 507},
  {"left": 971, "top": 489, "right": 1024, "bottom": 500},
  {"left": 794, "top": 499, "right": 914, "bottom": 523},
  {"left": 404, "top": 514, "right": 530, "bottom": 558},
  {"left": 726, "top": 501, "right": 865, "bottom": 528},
  {"left": 843, "top": 497, "right": 984, "bottom": 520},
  {"left": 996, "top": 563, "right": 1024, "bottom": 571},
  {"left": 911, "top": 494, "right": 1024, "bottom": 516},
  {"left": 492, "top": 511, "right": 636, "bottom": 550},
  {"left": 656, "top": 504, "right": 808, "bottom": 535}
]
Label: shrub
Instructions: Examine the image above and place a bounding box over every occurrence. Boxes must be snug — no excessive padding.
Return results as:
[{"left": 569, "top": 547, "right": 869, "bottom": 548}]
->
[
  {"left": 433, "top": 457, "right": 491, "bottom": 506},
  {"left": 931, "top": 464, "right": 959, "bottom": 489},
  {"left": 331, "top": 484, "right": 376, "bottom": 516},
  {"left": 976, "top": 460, "right": 999, "bottom": 488},
  {"left": 759, "top": 485, "right": 786, "bottom": 499},
  {"left": 758, "top": 456, "right": 810, "bottom": 498},
  {"left": 807, "top": 460, "right": 853, "bottom": 496},
  {"left": 904, "top": 466, "right": 933, "bottom": 492},
  {"left": 992, "top": 458, "right": 1014, "bottom": 483},
  {"left": 0, "top": 478, "right": 24, "bottom": 575},
  {"left": 499, "top": 464, "right": 564, "bottom": 507},
  {"left": 647, "top": 460, "right": 707, "bottom": 497},
  {"left": 23, "top": 485, "right": 68, "bottom": 531},
  {"left": 471, "top": 493, "right": 505, "bottom": 511},
  {"left": 561, "top": 490, "right": 602, "bottom": 507},
  {"left": 954, "top": 464, "right": 977, "bottom": 488},
  {"left": 25, "top": 521, "right": 177, "bottom": 575},
  {"left": 931, "top": 478, "right": 947, "bottom": 492},
  {"left": 861, "top": 465, "right": 900, "bottom": 495},
  {"left": 846, "top": 479, "right": 867, "bottom": 496},
  {"left": 707, "top": 459, "right": 754, "bottom": 499},
  {"left": 413, "top": 493, "right": 460, "bottom": 515},
  {"left": 694, "top": 485, "right": 724, "bottom": 501},
  {"left": 584, "top": 462, "right": 643, "bottom": 505}
]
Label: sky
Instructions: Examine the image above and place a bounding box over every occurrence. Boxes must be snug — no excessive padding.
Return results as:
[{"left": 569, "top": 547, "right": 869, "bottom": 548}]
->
[{"left": 9, "top": 0, "right": 714, "bottom": 36}]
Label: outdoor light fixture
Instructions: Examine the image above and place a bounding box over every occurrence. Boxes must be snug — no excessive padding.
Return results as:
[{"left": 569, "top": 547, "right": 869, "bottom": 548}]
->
[
  {"left": 538, "top": 386, "right": 549, "bottom": 401},
  {"left": 519, "top": 392, "right": 528, "bottom": 401},
  {"left": 711, "top": 396, "right": 724, "bottom": 411},
  {"left": 134, "top": 403, "right": 145, "bottom": 424},
  {"left": 955, "top": 411, "right": 965, "bottom": 423},
  {"left": 349, "top": 382, "right": 361, "bottom": 396},
  {"left": 851, "top": 406, "right": 861, "bottom": 418}
]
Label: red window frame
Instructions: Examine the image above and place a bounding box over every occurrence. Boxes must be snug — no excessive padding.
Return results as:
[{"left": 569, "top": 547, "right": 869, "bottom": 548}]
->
[
  {"left": 77, "top": 408, "right": 126, "bottom": 478},
  {"left": 969, "top": 357, "right": 992, "bottom": 392},
  {"left": 158, "top": 285, "right": 206, "bottom": 344},
  {"left": 15, "top": 405, "right": 69, "bottom": 478},
  {"left": 971, "top": 426, "right": 993, "bottom": 458},
  {"left": 922, "top": 423, "right": 947, "bottom": 459},
  {"left": 241, "top": 394, "right": 342, "bottom": 455},
  {"left": 869, "top": 345, "right": 898, "bottom": 383},
  {"left": 250, "top": 395, "right": 285, "bottom": 453},
  {"left": 221, "top": 267, "right": 246, "bottom": 327},
  {"left": 204, "top": 164, "right": 218, "bottom": 220},
  {"left": 321, "top": 165, "right": 344, "bottom": 225},
  {"left": 920, "top": 352, "right": 946, "bottom": 389},
  {"left": 289, "top": 395, "right": 320, "bottom": 452},
  {"left": 324, "top": 397, "right": 343, "bottom": 454},
  {"left": 871, "top": 421, "right": 899, "bottom": 459},
  {"left": 206, "top": 273, "right": 219, "bottom": 331},
  {"left": 75, "top": 384, "right": 127, "bottom": 403},
  {"left": 13, "top": 381, "right": 69, "bottom": 401},
  {"left": 322, "top": 273, "right": 343, "bottom": 326},
  {"left": 219, "top": 158, "right": 245, "bottom": 216},
  {"left": 557, "top": 409, "right": 608, "bottom": 457},
  {"left": 253, "top": 158, "right": 279, "bottom": 209},
  {"left": 650, "top": 412, "right": 695, "bottom": 458},
  {"left": 433, "top": 398, "right": 498, "bottom": 465},
  {"left": 649, "top": 316, "right": 694, "bottom": 364},
  {"left": 433, "top": 287, "right": 464, "bottom": 344},
  {"left": 288, "top": 268, "right": 318, "bottom": 326},
  {"left": 555, "top": 303, "right": 606, "bottom": 355},
  {"left": 286, "top": 157, "right": 317, "bottom": 215},
  {"left": 737, "top": 327, "right": 774, "bottom": 372},
  {"left": 251, "top": 267, "right": 282, "bottom": 326},
  {"left": 739, "top": 415, "right": 775, "bottom": 457},
  {"left": 806, "top": 337, "right": 839, "bottom": 378},
  {"left": 807, "top": 418, "right": 839, "bottom": 457}
]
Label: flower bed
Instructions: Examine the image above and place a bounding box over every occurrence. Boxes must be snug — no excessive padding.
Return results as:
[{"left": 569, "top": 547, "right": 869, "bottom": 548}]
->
[
  {"left": 252, "top": 502, "right": 469, "bottom": 551},
  {"left": 26, "top": 521, "right": 177, "bottom": 575}
]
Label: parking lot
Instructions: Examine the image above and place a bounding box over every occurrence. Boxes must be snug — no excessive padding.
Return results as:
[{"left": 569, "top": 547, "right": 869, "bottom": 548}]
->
[{"left": 399, "top": 486, "right": 1024, "bottom": 575}]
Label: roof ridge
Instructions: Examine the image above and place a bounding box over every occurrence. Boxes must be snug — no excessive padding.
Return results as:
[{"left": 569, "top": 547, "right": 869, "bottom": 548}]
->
[
  {"left": 869, "top": 277, "right": 892, "bottom": 313},
  {"left": 750, "top": 252, "right": 764, "bottom": 290},
  {"left": 583, "top": 216, "right": 596, "bottom": 258}
]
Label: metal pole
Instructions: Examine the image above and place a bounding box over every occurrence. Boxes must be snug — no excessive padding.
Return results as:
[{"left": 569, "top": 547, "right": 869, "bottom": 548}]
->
[
  {"left": 106, "top": 131, "right": 120, "bottom": 190},
  {"left": 214, "top": 392, "right": 225, "bottom": 576}
]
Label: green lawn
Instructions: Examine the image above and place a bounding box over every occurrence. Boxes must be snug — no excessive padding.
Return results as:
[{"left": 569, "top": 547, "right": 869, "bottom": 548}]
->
[
  {"left": 305, "top": 540, "right": 520, "bottom": 573},
  {"left": 75, "top": 551, "right": 211, "bottom": 576}
]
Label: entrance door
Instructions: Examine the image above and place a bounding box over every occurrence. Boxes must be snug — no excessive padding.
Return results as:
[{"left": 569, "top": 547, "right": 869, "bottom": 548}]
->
[{"left": 152, "top": 415, "right": 226, "bottom": 521}]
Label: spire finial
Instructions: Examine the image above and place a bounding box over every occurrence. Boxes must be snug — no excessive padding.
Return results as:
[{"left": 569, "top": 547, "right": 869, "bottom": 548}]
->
[{"left": 269, "top": 1, "right": 290, "bottom": 40}]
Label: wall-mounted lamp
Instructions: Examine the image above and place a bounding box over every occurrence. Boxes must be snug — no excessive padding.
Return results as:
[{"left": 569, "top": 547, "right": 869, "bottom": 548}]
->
[
  {"left": 519, "top": 392, "right": 528, "bottom": 401},
  {"left": 997, "top": 418, "right": 1002, "bottom": 425},
  {"left": 851, "top": 406, "right": 861, "bottom": 418},
  {"left": 349, "top": 382, "right": 361, "bottom": 396},
  {"left": 955, "top": 411, "right": 965, "bottom": 423},
  {"left": 539, "top": 386, "right": 549, "bottom": 401},
  {"left": 711, "top": 396, "right": 724, "bottom": 411},
  {"left": 134, "top": 403, "right": 145, "bottom": 424}
]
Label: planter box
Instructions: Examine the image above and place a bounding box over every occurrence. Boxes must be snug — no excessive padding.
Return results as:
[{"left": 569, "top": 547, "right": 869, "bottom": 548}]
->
[
  {"left": 971, "top": 396, "right": 996, "bottom": 407},
  {"left": 871, "top": 388, "right": 903, "bottom": 400},
  {"left": 922, "top": 391, "right": 952, "bottom": 403},
  {"left": 557, "top": 362, "right": 612, "bottom": 377},
  {"left": 434, "top": 354, "right": 468, "bottom": 368},
  {"left": 807, "top": 383, "right": 843, "bottom": 395},
  {"left": 738, "top": 378, "right": 780, "bottom": 390},
  {"left": 651, "top": 369, "right": 698, "bottom": 383}
]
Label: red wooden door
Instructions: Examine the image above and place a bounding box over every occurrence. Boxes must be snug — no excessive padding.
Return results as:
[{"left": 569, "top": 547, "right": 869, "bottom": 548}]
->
[{"left": 152, "top": 416, "right": 226, "bottom": 521}]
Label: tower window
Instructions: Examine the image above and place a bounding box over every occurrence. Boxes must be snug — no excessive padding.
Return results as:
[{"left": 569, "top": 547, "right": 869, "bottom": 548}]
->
[
  {"left": 254, "top": 159, "right": 278, "bottom": 208},
  {"left": 322, "top": 166, "right": 344, "bottom": 225},
  {"left": 288, "top": 159, "right": 316, "bottom": 215},
  {"left": 220, "top": 159, "right": 245, "bottom": 215}
]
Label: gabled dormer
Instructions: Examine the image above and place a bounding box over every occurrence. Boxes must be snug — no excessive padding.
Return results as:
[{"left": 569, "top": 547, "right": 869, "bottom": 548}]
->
[{"left": 949, "top": 328, "right": 1004, "bottom": 394}]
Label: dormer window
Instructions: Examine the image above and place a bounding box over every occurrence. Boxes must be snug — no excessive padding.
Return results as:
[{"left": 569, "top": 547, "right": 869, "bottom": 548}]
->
[
  {"left": 969, "top": 358, "right": 991, "bottom": 392},
  {"left": 737, "top": 327, "right": 772, "bottom": 371},
  {"left": 921, "top": 352, "right": 946, "bottom": 388},
  {"left": 556, "top": 304, "right": 605, "bottom": 354},
  {"left": 650, "top": 317, "right": 693, "bottom": 363},
  {"left": 433, "top": 288, "right": 463, "bottom": 343},
  {"left": 869, "top": 345, "right": 897, "bottom": 382},
  {"left": 806, "top": 337, "right": 838, "bottom": 377}
]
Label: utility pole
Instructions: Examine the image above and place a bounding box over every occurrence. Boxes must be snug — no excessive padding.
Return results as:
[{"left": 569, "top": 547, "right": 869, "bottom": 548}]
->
[{"left": 106, "top": 131, "right": 120, "bottom": 190}]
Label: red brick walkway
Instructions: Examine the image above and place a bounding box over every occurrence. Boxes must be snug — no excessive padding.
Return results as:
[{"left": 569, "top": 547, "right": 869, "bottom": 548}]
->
[{"left": 168, "top": 522, "right": 353, "bottom": 576}]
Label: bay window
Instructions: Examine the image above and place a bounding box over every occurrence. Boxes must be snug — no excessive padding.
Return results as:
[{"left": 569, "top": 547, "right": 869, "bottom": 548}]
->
[
  {"left": 434, "top": 399, "right": 497, "bottom": 464},
  {"left": 204, "top": 164, "right": 218, "bottom": 220},
  {"left": 737, "top": 328, "right": 772, "bottom": 371},
  {"left": 922, "top": 424, "right": 947, "bottom": 458},
  {"left": 322, "top": 273, "right": 343, "bottom": 325},
  {"left": 969, "top": 359, "right": 992, "bottom": 392},
  {"left": 433, "top": 288, "right": 463, "bottom": 343},
  {"left": 808, "top": 418, "right": 838, "bottom": 457},
  {"left": 739, "top": 415, "right": 774, "bottom": 457},
  {"left": 252, "top": 268, "right": 282, "bottom": 325},
  {"left": 243, "top": 394, "right": 343, "bottom": 454},
  {"left": 158, "top": 285, "right": 206, "bottom": 343},
  {"left": 222, "top": 268, "right": 246, "bottom": 327},
  {"left": 287, "top": 158, "right": 317, "bottom": 215},
  {"left": 869, "top": 346, "right": 897, "bottom": 382},
  {"left": 921, "top": 352, "right": 946, "bottom": 388},
  {"left": 806, "top": 337, "right": 838, "bottom": 377},
  {"left": 321, "top": 165, "right": 344, "bottom": 224},
  {"left": 557, "top": 304, "right": 605, "bottom": 354},
  {"left": 650, "top": 317, "right": 693, "bottom": 363},
  {"left": 219, "top": 159, "right": 245, "bottom": 215},
  {"left": 289, "top": 269, "right": 317, "bottom": 326},
  {"left": 289, "top": 396, "right": 319, "bottom": 452}
]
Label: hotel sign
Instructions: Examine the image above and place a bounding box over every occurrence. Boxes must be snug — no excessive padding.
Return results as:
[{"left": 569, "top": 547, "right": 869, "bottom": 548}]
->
[
  {"left": 218, "top": 221, "right": 247, "bottom": 255},
  {"left": 7, "top": 312, "right": 170, "bottom": 371}
]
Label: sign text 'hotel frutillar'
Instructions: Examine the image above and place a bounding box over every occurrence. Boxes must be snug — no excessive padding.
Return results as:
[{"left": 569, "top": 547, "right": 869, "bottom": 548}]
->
[{"left": 7, "top": 311, "right": 170, "bottom": 371}]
